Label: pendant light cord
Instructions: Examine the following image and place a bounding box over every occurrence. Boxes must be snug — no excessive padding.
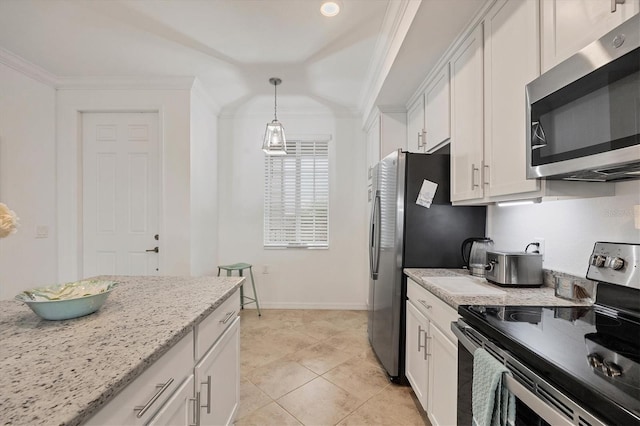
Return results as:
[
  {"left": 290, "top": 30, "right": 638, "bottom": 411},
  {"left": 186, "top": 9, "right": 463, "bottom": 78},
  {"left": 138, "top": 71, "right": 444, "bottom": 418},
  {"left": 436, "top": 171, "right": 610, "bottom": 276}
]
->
[{"left": 273, "top": 81, "right": 278, "bottom": 121}]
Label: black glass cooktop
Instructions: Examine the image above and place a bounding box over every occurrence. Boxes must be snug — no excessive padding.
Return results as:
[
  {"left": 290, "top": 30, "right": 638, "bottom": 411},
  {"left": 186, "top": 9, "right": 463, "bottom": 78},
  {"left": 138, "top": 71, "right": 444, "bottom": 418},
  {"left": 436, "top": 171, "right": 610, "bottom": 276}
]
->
[{"left": 459, "top": 304, "right": 640, "bottom": 425}]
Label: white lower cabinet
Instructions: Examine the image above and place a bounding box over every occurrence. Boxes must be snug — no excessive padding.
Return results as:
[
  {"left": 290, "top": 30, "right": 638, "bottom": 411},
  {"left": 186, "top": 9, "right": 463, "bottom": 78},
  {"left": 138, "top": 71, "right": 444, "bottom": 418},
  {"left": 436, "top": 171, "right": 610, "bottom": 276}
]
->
[
  {"left": 147, "top": 375, "right": 196, "bottom": 426},
  {"left": 405, "top": 278, "right": 458, "bottom": 426},
  {"left": 427, "top": 324, "right": 458, "bottom": 426},
  {"left": 86, "top": 290, "right": 240, "bottom": 426},
  {"left": 85, "top": 331, "right": 194, "bottom": 426},
  {"left": 405, "top": 300, "right": 429, "bottom": 407},
  {"left": 195, "top": 317, "right": 240, "bottom": 426}
]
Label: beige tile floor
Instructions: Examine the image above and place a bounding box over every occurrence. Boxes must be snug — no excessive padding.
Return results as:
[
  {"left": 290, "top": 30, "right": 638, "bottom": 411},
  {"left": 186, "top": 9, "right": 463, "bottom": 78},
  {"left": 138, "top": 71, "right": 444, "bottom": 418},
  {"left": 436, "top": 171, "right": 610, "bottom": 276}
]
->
[{"left": 236, "top": 309, "right": 431, "bottom": 426}]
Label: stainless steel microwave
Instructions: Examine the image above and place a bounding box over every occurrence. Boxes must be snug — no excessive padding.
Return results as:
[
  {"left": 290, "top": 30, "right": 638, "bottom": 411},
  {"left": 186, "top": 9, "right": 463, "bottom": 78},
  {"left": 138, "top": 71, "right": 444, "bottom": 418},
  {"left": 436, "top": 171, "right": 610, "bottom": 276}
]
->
[{"left": 526, "top": 14, "right": 640, "bottom": 181}]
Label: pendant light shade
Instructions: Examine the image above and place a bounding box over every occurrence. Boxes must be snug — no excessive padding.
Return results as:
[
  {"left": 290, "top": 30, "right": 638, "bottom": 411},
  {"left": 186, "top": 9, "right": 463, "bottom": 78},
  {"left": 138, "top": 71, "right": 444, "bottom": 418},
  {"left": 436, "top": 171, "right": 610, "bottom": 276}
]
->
[{"left": 262, "top": 77, "right": 287, "bottom": 155}]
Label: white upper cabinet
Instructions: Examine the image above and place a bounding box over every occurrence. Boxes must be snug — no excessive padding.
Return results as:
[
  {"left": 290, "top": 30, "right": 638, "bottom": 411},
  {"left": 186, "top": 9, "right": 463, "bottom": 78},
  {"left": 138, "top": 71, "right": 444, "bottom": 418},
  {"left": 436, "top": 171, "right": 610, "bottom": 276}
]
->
[
  {"left": 406, "top": 63, "right": 451, "bottom": 154},
  {"left": 483, "top": 0, "right": 540, "bottom": 198},
  {"left": 450, "top": 24, "right": 485, "bottom": 203},
  {"left": 541, "top": 0, "right": 640, "bottom": 72},
  {"left": 407, "top": 95, "right": 426, "bottom": 153},
  {"left": 424, "top": 63, "right": 451, "bottom": 153}
]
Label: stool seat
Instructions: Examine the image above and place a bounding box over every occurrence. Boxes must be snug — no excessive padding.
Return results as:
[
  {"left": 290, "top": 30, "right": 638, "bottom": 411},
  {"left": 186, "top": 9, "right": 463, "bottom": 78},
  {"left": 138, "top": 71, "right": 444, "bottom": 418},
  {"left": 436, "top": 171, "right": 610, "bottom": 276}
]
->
[
  {"left": 217, "top": 262, "right": 261, "bottom": 316},
  {"left": 218, "top": 262, "right": 252, "bottom": 271}
]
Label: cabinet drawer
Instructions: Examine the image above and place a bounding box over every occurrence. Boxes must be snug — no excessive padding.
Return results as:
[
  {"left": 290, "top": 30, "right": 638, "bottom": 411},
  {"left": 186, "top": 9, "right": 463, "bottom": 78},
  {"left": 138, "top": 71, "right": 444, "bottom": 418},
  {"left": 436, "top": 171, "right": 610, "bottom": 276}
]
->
[
  {"left": 195, "top": 290, "right": 240, "bottom": 360},
  {"left": 85, "top": 330, "right": 193, "bottom": 425},
  {"left": 407, "top": 278, "right": 459, "bottom": 342}
]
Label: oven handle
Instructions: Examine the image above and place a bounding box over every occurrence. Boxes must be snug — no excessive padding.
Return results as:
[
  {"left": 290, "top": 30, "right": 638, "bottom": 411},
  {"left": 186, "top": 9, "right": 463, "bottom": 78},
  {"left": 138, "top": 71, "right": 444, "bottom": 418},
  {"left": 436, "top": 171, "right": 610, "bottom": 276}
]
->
[{"left": 452, "top": 320, "right": 607, "bottom": 426}]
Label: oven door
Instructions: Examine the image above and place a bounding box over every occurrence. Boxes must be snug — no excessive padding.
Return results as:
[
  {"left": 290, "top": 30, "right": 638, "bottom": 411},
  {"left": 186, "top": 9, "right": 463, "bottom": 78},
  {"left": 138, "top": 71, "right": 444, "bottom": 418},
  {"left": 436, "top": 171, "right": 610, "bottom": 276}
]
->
[{"left": 452, "top": 320, "right": 607, "bottom": 426}]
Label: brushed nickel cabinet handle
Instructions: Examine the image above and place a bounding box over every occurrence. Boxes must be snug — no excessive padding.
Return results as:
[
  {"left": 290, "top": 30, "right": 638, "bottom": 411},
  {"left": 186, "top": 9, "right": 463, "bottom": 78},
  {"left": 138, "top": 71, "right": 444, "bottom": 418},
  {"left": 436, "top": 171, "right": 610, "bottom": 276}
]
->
[
  {"left": 483, "top": 162, "right": 490, "bottom": 186},
  {"left": 201, "top": 375, "right": 212, "bottom": 414},
  {"left": 611, "top": 0, "right": 625, "bottom": 13},
  {"left": 220, "top": 311, "right": 236, "bottom": 324},
  {"left": 189, "top": 391, "right": 201, "bottom": 426},
  {"left": 134, "top": 378, "right": 174, "bottom": 418},
  {"left": 418, "top": 300, "right": 432, "bottom": 309},
  {"left": 471, "top": 164, "right": 479, "bottom": 189},
  {"left": 418, "top": 325, "right": 427, "bottom": 353}
]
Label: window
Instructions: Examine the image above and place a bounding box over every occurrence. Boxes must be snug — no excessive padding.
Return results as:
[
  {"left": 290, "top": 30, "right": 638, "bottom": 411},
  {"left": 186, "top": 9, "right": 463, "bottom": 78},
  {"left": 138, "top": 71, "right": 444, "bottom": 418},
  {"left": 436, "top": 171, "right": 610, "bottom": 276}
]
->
[{"left": 264, "top": 138, "right": 329, "bottom": 248}]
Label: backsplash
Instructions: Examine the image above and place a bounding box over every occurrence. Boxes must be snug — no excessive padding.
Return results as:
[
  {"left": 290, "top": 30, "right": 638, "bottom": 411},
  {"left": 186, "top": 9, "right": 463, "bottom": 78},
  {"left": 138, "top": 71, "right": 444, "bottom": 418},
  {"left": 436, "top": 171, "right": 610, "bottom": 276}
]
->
[
  {"left": 488, "top": 180, "right": 640, "bottom": 277},
  {"left": 543, "top": 269, "right": 596, "bottom": 303}
]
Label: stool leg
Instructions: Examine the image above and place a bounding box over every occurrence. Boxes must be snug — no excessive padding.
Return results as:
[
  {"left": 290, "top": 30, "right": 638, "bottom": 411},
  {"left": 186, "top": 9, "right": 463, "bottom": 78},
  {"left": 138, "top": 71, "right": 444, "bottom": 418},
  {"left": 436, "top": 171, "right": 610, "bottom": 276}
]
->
[
  {"left": 239, "top": 270, "right": 244, "bottom": 310},
  {"left": 217, "top": 267, "right": 221, "bottom": 277},
  {"left": 248, "top": 267, "right": 261, "bottom": 316}
]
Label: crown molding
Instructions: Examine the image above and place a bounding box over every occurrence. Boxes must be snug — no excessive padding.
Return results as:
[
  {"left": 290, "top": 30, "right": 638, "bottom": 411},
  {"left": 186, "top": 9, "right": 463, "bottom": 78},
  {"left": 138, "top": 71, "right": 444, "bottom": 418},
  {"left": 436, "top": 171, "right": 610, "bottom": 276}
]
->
[
  {"left": 55, "top": 75, "right": 196, "bottom": 91},
  {"left": 218, "top": 106, "right": 360, "bottom": 119},
  {"left": 358, "top": 0, "right": 421, "bottom": 127},
  {"left": 0, "top": 47, "right": 58, "bottom": 87}
]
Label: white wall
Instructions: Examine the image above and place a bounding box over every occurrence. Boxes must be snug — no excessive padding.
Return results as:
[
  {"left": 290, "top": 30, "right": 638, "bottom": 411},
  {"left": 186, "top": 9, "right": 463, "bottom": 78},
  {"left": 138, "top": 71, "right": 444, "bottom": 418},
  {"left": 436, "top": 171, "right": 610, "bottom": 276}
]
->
[
  {"left": 218, "top": 102, "right": 368, "bottom": 309},
  {"left": 56, "top": 87, "right": 193, "bottom": 281},
  {"left": 190, "top": 83, "right": 219, "bottom": 276},
  {"left": 488, "top": 180, "right": 640, "bottom": 276},
  {"left": 0, "top": 63, "right": 57, "bottom": 300}
]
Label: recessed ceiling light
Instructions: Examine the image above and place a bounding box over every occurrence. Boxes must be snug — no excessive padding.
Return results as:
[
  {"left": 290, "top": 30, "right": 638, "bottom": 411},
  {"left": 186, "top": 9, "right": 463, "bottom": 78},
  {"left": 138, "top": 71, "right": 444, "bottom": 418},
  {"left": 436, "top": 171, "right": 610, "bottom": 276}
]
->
[{"left": 320, "top": 1, "right": 341, "bottom": 17}]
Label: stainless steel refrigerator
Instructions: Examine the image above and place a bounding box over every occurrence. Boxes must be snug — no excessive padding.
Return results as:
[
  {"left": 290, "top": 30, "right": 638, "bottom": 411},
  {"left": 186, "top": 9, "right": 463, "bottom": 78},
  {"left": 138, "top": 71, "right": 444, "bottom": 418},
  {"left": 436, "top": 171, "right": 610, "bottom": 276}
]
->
[{"left": 367, "top": 149, "right": 486, "bottom": 382}]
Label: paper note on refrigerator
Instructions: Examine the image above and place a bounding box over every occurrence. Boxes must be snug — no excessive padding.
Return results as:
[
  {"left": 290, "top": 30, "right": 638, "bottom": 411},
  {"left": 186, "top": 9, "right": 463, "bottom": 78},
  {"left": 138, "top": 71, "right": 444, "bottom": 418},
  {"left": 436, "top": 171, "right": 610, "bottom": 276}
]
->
[{"left": 416, "top": 179, "right": 438, "bottom": 208}]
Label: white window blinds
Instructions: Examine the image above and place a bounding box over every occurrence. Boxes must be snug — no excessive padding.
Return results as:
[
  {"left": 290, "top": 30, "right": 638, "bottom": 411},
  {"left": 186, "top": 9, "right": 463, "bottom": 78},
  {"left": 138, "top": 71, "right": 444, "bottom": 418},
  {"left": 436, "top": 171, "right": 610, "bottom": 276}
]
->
[{"left": 264, "top": 139, "right": 329, "bottom": 248}]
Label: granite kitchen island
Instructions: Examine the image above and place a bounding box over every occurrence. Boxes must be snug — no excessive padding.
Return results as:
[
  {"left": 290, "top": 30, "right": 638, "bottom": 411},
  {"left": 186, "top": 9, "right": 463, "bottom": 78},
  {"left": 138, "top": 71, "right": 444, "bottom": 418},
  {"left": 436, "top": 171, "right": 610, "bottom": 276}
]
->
[{"left": 0, "top": 275, "right": 243, "bottom": 426}]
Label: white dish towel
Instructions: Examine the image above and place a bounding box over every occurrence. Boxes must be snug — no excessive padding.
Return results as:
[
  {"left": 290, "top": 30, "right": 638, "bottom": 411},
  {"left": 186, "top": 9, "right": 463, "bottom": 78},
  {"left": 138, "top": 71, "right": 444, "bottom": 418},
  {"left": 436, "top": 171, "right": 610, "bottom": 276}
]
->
[{"left": 472, "top": 348, "right": 516, "bottom": 426}]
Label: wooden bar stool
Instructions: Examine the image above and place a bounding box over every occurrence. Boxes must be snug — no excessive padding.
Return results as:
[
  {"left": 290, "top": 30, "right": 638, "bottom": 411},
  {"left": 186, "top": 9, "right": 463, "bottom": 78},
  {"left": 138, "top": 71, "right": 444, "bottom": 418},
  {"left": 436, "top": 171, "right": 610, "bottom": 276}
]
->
[{"left": 217, "top": 262, "right": 261, "bottom": 316}]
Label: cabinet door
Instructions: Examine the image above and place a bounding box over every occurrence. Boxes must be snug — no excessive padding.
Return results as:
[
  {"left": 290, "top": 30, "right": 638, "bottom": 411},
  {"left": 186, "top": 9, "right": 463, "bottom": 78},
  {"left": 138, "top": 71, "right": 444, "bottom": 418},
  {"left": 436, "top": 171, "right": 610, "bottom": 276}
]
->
[
  {"left": 424, "top": 64, "right": 451, "bottom": 153},
  {"left": 407, "top": 96, "right": 425, "bottom": 153},
  {"left": 427, "top": 325, "right": 458, "bottom": 426},
  {"left": 366, "top": 116, "right": 381, "bottom": 173},
  {"left": 484, "top": 0, "right": 541, "bottom": 198},
  {"left": 405, "top": 300, "right": 430, "bottom": 410},
  {"left": 85, "top": 332, "right": 193, "bottom": 426},
  {"left": 541, "top": 0, "right": 640, "bottom": 71},
  {"left": 195, "top": 317, "right": 240, "bottom": 426},
  {"left": 450, "top": 24, "right": 485, "bottom": 202},
  {"left": 147, "top": 375, "right": 195, "bottom": 426}
]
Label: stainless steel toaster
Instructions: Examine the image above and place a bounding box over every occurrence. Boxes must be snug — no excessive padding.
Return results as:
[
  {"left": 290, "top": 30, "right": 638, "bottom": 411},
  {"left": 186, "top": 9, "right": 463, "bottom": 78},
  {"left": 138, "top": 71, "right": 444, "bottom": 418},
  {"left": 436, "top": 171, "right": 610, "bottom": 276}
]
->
[{"left": 485, "top": 251, "right": 543, "bottom": 287}]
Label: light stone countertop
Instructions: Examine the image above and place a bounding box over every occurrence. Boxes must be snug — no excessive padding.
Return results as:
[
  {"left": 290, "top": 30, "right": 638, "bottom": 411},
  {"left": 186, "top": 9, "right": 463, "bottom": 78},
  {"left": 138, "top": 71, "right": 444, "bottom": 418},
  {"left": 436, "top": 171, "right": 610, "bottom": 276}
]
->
[
  {"left": 0, "top": 275, "right": 243, "bottom": 426},
  {"left": 404, "top": 268, "right": 591, "bottom": 310}
]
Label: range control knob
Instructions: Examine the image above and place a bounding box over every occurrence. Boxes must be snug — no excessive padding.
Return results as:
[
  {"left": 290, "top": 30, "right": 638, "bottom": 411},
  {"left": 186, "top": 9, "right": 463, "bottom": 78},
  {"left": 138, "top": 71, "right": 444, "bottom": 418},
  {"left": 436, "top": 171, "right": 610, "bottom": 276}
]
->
[
  {"left": 602, "top": 360, "right": 623, "bottom": 377},
  {"left": 609, "top": 257, "right": 625, "bottom": 270},
  {"left": 587, "top": 353, "right": 603, "bottom": 368},
  {"left": 592, "top": 255, "right": 606, "bottom": 267}
]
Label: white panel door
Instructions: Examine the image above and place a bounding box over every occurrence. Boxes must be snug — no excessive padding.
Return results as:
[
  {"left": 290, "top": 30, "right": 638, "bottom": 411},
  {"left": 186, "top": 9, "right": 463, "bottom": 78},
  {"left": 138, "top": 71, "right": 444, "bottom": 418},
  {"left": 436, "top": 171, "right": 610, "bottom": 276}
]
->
[
  {"left": 424, "top": 63, "right": 451, "bottom": 153},
  {"left": 541, "top": 0, "right": 640, "bottom": 72},
  {"left": 195, "top": 317, "right": 240, "bottom": 426},
  {"left": 82, "top": 112, "right": 160, "bottom": 277},
  {"left": 483, "top": 0, "right": 541, "bottom": 198},
  {"left": 407, "top": 96, "right": 425, "bottom": 153},
  {"left": 405, "top": 300, "right": 429, "bottom": 410},
  {"left": 427, "top": 324, "right": 458, "bottom": 426},
  {"left": 450, "top": 25, "right": 485, "bottom": 202}
]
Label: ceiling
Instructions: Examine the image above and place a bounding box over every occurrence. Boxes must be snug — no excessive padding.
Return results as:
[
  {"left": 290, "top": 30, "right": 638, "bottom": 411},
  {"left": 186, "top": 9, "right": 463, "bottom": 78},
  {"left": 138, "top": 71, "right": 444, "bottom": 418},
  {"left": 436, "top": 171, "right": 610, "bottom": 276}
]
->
[{"left": 0, "top": 0, "right": 485, "bottom": 116}]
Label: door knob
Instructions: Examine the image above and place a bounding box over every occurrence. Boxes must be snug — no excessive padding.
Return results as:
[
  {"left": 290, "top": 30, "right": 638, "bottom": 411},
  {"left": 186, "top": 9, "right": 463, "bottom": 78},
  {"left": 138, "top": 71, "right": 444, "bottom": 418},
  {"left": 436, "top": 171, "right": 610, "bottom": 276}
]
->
[{"left": 146, "top": 247, "right": 159, "bottom": 253}]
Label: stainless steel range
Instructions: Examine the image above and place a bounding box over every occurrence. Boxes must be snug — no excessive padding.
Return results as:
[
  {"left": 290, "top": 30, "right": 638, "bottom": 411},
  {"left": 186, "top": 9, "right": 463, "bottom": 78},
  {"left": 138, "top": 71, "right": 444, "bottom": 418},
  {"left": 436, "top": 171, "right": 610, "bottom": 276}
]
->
[{"left": 453, "top": 242, "right": 640, "bottom": 425}]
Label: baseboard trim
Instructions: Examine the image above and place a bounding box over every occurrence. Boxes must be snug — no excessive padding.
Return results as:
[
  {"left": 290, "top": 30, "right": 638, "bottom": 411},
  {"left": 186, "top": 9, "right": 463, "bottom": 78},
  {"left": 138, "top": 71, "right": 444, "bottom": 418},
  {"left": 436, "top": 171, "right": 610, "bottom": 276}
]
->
[{"left": 242, "top": 302, "right": 367, "bottom": 310}]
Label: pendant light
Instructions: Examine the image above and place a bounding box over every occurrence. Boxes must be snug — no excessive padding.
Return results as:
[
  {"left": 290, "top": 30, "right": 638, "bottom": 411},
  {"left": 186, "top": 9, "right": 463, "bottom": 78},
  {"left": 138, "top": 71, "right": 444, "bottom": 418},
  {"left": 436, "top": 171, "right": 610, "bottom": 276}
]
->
[{"left": 262, "top": 77, "right": 287, "bottom": 155}]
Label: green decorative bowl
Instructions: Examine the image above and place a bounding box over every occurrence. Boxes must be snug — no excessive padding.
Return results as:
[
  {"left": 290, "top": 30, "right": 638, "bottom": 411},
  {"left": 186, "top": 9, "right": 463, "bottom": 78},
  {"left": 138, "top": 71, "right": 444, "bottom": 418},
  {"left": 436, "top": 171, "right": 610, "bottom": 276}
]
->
[{"left": 15, "top": 280, "right": 118, "bottom": 320}]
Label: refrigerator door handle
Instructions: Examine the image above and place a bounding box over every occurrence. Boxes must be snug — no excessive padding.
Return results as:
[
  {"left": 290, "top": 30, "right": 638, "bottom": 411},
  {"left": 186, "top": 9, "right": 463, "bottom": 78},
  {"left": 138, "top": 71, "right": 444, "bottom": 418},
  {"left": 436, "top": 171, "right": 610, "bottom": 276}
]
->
[
  {"left": 372, "top": 193, "right": 381, "bottom": 279},
  {"left": 369, "top": 200, "right": 376, "bottom": 279}
]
